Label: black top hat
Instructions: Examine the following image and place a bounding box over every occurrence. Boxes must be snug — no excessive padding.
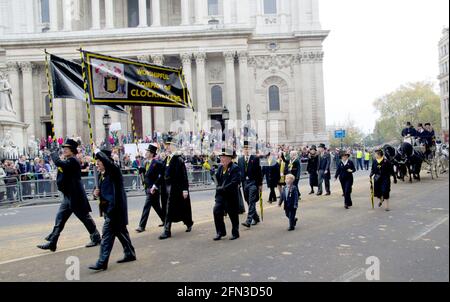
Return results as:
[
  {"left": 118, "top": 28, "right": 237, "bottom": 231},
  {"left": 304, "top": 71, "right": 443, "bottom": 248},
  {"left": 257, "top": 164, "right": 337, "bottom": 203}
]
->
[
  {"left": 243, "top": 141, "right": 250, "bottom": 148},
  {"left": 164, "top": 135, "right": 177, "bottom": 145},
  {"left": 318, "top": 143, "right": 326, "bottom": 149},
  {"left": 61, "top": 139, "right": 79, "bottom": 154},
  {"left": 146, "top": 143, "right": 158, "bottom": 154},
  {"left": 100, "top": 148, "right": 112, "bottom": 159},
  {"left": 310, "top": 145, "right": 317, "bottom": 151}
]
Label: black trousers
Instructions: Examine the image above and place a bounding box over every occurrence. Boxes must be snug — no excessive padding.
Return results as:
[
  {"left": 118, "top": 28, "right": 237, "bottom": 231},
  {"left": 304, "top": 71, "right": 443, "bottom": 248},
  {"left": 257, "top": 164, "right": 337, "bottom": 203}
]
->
[
  {"left": 339, "top": 178, "right": 353, "bottom": 207},
  {"left": 285, "top": 208, "right": 297, "bottom": 228},
  {"left": 97, "top": 214, "right": 135, "bottom": 266},
  {"left": 48, "top": 196, "right": 98, "bottom": 244},
  {"left": 138, "top": 191, "right": 165, "bottom": 229},
  {"left": 364, "top": 160, "right": 370, "bottom": 170},
  {"left": 317, "top": 170, "right": 330, "bottom": 194},
  {"left": 213, "top": 203, "right": 239, "bottom": 237},
  {"left": 243, "top": 180, "right": 260, "bottom": 224},
  {"left": 268, "top": 186, "right": 277, "bottom": 202}
]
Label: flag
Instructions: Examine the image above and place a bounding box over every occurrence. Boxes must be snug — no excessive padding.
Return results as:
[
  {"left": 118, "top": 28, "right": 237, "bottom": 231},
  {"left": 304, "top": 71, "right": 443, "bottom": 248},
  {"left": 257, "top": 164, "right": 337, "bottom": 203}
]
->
[
  {"left": 81, "top": 50, "right": 193, "bottom": 109},
  {"left": 48, "top": 54, "right": 127, "bottom": 113}
]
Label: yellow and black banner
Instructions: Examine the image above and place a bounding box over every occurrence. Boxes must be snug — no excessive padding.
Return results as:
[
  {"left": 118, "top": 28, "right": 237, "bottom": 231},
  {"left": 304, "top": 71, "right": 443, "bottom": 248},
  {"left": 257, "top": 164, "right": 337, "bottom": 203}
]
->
[{"left": 81, "top": 50, "right": 193, "bottom": 109}]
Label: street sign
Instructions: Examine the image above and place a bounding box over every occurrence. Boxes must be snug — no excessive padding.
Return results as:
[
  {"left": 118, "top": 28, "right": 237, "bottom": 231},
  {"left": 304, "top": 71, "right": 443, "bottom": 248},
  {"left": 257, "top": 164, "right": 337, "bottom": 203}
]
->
[{"left": 335, "top": 130, "right": 346, "bottom": 139}]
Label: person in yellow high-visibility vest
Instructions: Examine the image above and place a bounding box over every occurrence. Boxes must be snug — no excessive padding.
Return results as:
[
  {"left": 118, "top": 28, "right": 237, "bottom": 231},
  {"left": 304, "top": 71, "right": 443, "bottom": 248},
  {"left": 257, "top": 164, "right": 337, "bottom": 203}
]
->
[
  {"left": 364, "top": 149, "right": 371, "bottom": 170},
  {"left": 356, "top": 149, "right": 364, "bottom": 171}
]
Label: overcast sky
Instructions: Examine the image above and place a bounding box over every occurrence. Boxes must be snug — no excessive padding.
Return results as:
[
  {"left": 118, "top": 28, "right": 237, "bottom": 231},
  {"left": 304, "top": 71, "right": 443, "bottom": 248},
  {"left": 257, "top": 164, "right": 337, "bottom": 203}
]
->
[{"left": 319, "top": 0, "right": 449, "bottom": 134}]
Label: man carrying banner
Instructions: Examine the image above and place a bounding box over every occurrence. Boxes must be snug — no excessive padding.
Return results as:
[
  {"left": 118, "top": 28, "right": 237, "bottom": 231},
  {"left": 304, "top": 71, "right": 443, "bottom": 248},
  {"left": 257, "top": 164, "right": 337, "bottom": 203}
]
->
[
  {"left": 37, "top": 139, "right": 101, "bottom": 252},
  {"left": 136, "top": 143, "right": 165, "bottom": 233},
  {"left": 239, "top": 141, "right": 263, "bottom": 229},
  {"left": 159, "top": 136, "right": 194, "bottom": 240},
  {"left": 213, "top": 148, "right": 241, "bottom": 241}
]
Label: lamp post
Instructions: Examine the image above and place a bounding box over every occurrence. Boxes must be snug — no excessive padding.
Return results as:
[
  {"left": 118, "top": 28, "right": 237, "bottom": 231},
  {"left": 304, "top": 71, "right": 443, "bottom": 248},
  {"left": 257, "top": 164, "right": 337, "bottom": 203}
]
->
[
  {"left": 103, "top": 110, "right": 112, "bottom": 151},
  {"left": 222, "top": 106, "right": 230, "bottom": 148}
]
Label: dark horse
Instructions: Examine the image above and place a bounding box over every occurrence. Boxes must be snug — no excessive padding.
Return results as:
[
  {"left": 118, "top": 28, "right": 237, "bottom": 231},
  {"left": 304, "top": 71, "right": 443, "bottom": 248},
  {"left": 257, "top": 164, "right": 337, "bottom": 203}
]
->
[
  {"left": 397, "top": 142, "right": 423, "bottom": 182},
  {"left": 383, "top": 144, "right": 408, "bottom": 181}
]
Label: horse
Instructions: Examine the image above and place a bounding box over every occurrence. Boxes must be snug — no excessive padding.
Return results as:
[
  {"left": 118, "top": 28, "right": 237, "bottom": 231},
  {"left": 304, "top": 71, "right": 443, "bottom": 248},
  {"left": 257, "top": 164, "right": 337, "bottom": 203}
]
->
[
  {"left": 436, "top": 143, "right": 449, "bottom": 174},
  {"left": 382, "top": 144, "right": 408, "bottom": 182},
  {"left": 397, "top": 142, "right": 423, "bottom": 182}
]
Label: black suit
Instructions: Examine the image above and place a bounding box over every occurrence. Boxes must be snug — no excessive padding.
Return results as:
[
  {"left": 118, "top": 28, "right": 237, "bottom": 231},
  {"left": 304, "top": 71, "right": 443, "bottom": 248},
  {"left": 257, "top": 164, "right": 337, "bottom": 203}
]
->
[
  {"left": 287, "top": 158, "right": 301, "bottom": 188},
  {"left": 161, "top": 154, "right": 193, "bottom": 235},
  {"left": 214, "top": 163, "right": 241, "bottom": 237},
  {"left": 335, "top": 160, "right": 356, "bottom": 207},
  {"left": 138, "top": 159, "right": 165, "bottom": 229},
  {"left": 317, "top": 153, "right": 331, "bottom": 194},
  {"left": 238, "top": 155, "right": 263, "bottom": 225},
  {"left": 96, "top": 156, "right": 135, "bottom": 267},
  {"left": 46, "top": 152, "right": 100, "bottom": 246},
  {"left": 262, "top": 159, "right": 280, "bottom": 202}
]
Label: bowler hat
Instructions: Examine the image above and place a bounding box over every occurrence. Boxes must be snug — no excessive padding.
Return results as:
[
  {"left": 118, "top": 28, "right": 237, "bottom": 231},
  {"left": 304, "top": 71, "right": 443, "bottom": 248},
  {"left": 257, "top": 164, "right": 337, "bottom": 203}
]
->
[
  {"left": 318, "top": 143, "right": 326, "bottom": 149},
  {"left": 164, "top": 135, "right": 177, "bottom": 145},
  {"left": 146, "top": 143, "right": 158, "bottom": 154},
  {"left": 95, "top": 151, "right": 110, "bottom": 166},
  {"left": 310, "top": 145, "right": 317, "bottom": 151},
  {"left": 100, "top": 148, "right": 112, "bottom": 159},
  {"left": 61, "top": 139, "right": 78, "bottom": 154}
]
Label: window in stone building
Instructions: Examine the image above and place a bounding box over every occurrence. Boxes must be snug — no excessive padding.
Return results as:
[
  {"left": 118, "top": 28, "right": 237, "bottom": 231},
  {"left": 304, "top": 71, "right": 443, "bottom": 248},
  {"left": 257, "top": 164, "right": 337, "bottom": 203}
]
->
[
  {"left": 44, "top": 95, "right": 51, "bottom": 116},
  {"left": 208, "top": 0, "right": 219, "bottom": 16},
  {"left": 269, "top": 85, "right": 280, "bottom": 111},
  {"left": 264, "top": 0, "right": 277, "bottom": 14},
  {"left": 40, "top": 0, "right": 50, "bottom": 23},
  {"left": 128, "top": 0, "right": 139, "bottom": 27},
  {"left": 211, "top": 85, "right": 223, "bottom": 108}
]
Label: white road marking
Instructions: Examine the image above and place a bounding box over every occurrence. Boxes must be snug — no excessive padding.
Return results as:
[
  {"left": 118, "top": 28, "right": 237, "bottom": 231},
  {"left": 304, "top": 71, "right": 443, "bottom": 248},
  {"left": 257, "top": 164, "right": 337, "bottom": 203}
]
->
[
  {"left": 408, "top": 215, "right": 449, "bottom": 241},
  {"left": 0, "top": 245, "right": 85, "bottom": 266},
  {"left": 332, "top": 267, "right": 366, "bottom": 282}
]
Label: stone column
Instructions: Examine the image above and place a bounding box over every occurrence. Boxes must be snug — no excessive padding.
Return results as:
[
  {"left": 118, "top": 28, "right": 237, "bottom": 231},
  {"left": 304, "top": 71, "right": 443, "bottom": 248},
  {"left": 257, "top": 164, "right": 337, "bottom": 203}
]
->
[
  {"left": 53, "top": 95, "right": 64, "bottom": 139},
  {"left": 151, "top": 55, "right": 166, "bottom": 131},
  {"left": 224, "top": 51, "right": 237, "bottom": 121},
  {"left": 298, "top": 51, "right": 315, "bottom": 142},
  {"left": 105, "top": 0, "right": 115, "bottom": 29},
  {"left": 151, "top": 0, "right": 161, "bottom": 26},
  {"left": 65, "top": 100, "right": 77, "bottom": 138},
  {"left": 5, "top": 62, "right": 21, "bottom": 121},
  {"left": 137, "top": 55, "right": 152, "bottom": 136},
  {"left": 138, "top": 0, "right": 148, "bottom": 27},
  {"left": 292, "top": 55, "right": 304, "bottom": 141},
  {"left": 91, "top": 0, "right": 101, "bottom": 29},
  {"left": 237, "top": 0, "right": 250, "bottom": 24},
  {"left": 49, "top": 0, "right": 58, "bottom": 31},
  {"left": 314, "top": 51, "right": 326, "bottom": 137},
  {"left": 195, "top": 0, "right": 206, "bottom": 25},
  {"left": 195, "top": 52, "right": 208, "bottom": 126},
  {"left": 26, "top": 1, "right": 35, "bottom": 33},
  {"left": 238, "top": 51, "right": 250, "bottom": 121},
  {"left": 63, "top": 0, "right": 72, "bottom": 31},
  {"left": 20, "top": 62, "right": 35, "bottom": 137},
  {"left": 181, "top": 0, "right": 190, "bottom": 25},
  {"left": 181, "top": 53, "right": 193, "bottom": 129}
]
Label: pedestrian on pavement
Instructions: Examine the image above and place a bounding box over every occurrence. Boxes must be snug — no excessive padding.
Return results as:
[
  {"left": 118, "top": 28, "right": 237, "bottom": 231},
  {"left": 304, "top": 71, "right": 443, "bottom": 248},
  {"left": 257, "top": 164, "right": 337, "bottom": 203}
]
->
[
  {"left": 307, "top": 145, "right": 319, "bottom": 194},
  {"left": 159, "top": 135, "right": 194, "bottom": 240},
  {"left": 317, "top": 144, "right": 331, "bottom": 196},
  {"left": 213, "top": 148, "right": 241, "bottom": 241},
  {"left": 89, "top": 151, "right": 136, "bottom": 271},
  {"left": 262, "top": 153, "right": 280, "bottom": 203},
  {"left": 364, "top": 150, "right": 371, "bottom": 170},
  {"left": 356, "top": 148, "right": 364, "bottom": 171},
  {"left": 279, "top": 174, "right": 299, "bottom": 231},
  {"left": 334, "top": 150, "right": 356, "bottom": 209},
  {"left": 136, "top": 143, "right": 165, "bottom": 233},
  {"left": 370, "top": 149, "right": 397, "bottom": 212},
  {"left": 238, "top": 141, "right": 263, "bottom": 229},
  {"left": 38, "top": 139, "right": 101, "bottom": 252}
]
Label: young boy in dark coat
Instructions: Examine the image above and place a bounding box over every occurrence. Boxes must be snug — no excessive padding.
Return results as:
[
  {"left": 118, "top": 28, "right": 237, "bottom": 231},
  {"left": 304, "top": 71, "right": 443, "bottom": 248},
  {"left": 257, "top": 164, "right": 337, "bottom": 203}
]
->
[{"left": 279, "top": 174, "right": 300, "bottom": 231}]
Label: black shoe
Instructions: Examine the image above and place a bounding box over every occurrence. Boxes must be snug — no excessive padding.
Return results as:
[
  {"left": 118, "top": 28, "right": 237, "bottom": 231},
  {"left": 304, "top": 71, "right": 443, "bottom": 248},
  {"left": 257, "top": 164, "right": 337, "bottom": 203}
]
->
[
  {"left": 294, "top": 218, "right": 298, "bottom": 226},
  {"left": 86, "top": 232, "right": 101, "bottom": 248},
  {"left": 309, "top": 190, "right": 315, "bottom": 195},
  {"left": 159, "top": 232, "right": 171, "bottom": 240},
  {"left": 186, "top": 225, "right": 193, "bottom": 232},
  {"left": 288, "top": 226, "right": 295, "bottom": 231},
  {"left": 325, "top": 192, "right": 331, "bottom": 196},
  {"left": 88, "top": 263, "right": 107, "bottom": 271},
  {"left": 345, "top": 206, "right": 349, "bottom": 209},
  {"left": 85, "top": 240, "right": 101, "bottom": 248},
  {"left": 229, "top": 235, "right": 240, "bottom": 240},
  {"left": 251, "top": 221, "right": 259, "bottom": 226},
  {"left": 213, "top": 234, "right": 224, "bottom": 241},
  {"left": 316, "top": 192, "right": 322, "bottom": 196},
  {"left": 37, "top": 242, "right": 56, "bottom": 252},
  {"left": 117, "top": 256, "right": 136, "bottom": 263},
  {"left": 135, "top": 227, "right": 145, "bottom": 233},
  {"left": 158, "top": 223, "right": 165, "bottom": 227},
  {"left": 242, "top": 222, "right": 251, "bottom": 228},
  {"left": 378, "top": 202, "right": 383, "bottom": 208}
]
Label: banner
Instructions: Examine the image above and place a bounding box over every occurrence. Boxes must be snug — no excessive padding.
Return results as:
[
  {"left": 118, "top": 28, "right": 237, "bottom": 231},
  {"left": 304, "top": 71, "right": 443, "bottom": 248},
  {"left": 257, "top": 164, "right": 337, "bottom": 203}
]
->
[
  {"left": 81, "top": 50, "right": 193, "bottom": 109},
  {"left": 48, "top": 54, "right": 127, "bottom": 113}
]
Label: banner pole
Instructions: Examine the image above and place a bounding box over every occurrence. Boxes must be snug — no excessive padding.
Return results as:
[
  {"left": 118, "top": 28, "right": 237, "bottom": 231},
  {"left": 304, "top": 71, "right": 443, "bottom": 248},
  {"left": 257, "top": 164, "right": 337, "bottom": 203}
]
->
[
  {"left": 79, "top": 47, "right": 99, "bottom": 196},
  {"left": 44, "top": 50, "right": 56, "bottom": 144}
]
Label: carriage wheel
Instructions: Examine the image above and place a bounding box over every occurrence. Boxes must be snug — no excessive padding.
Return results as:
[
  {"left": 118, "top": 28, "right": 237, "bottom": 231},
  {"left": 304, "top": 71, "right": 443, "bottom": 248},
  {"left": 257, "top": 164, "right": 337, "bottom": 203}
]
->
[{"left": 434, "top": 158, "right": 440, "bottom": 178}]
